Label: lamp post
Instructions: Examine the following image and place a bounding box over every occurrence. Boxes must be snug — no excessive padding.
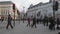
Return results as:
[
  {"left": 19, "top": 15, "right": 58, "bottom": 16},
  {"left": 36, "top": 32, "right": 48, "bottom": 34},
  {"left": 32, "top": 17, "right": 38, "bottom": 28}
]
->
[
  {"left": 53, "top": 0, "right": 59, "bottom": 20},
  {"left": 14, "top": 10, "right": 15, "bottom": 26},
  {"left": 13, "top": 4, "right": 15, "bottom": 26},
  {"left": 53, "top": 0, "right": 55, "bottom": 20},
  {"left": 22, "top": 7, "right": 25, "bottom": 23}
]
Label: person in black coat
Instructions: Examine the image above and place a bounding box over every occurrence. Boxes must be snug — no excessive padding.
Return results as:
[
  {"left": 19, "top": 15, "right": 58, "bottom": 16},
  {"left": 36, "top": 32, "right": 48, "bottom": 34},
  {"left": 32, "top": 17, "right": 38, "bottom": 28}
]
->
[
  {"left": 49, "top": 17, "right": 55, "bottom": 30},
  {"left": 56, "top": 18, "right": 60, "bottom": 30},
  {"left": 31, "top": 17, "right": 37, "bottom": 28},
  {"left": 44, "top": 16, "right": 48, "bottom": 26},
  {"left": 6, "top": 14, "right": 13, "bottom": 29},
  {"left": 43, "top": 16, "right": 48, "bottom": 26}
]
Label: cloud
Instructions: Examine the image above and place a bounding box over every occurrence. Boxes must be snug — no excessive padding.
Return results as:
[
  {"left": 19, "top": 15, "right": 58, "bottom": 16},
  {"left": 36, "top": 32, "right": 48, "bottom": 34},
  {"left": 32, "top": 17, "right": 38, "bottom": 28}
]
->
[{"left": 29, "top": 0, "right": 49, "bottom": 5}]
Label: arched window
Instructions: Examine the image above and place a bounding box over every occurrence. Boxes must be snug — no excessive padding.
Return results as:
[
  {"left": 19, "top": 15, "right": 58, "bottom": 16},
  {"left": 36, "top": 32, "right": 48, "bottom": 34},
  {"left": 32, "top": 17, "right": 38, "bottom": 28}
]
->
[{"left": 37, "top": 11, "right": 41, "bottom": 17}]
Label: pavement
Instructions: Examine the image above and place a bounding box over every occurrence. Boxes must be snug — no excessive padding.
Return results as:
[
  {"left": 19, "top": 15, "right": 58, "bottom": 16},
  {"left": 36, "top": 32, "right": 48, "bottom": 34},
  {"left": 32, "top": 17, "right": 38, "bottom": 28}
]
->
[{"left": 0, "top": 20, "right": 60, "bottom": 34}]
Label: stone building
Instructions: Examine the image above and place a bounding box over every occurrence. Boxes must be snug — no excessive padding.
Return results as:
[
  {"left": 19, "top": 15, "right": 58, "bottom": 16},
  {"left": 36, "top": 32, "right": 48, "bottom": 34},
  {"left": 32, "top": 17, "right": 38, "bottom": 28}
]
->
[
  {"left": 0, "top": 1, "right": 20, "bottom": 20},
  {"left": 26, "top": 0, "right": 60, "bottom": 19}
]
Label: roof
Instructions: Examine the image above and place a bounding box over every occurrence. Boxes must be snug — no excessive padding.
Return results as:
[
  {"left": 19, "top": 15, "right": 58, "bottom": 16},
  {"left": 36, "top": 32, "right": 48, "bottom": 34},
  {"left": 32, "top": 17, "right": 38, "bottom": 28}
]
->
[
  {"left": 28, "top": 2, "right": 51, "bottom": 9},
  {"left": 0, "top": 1, "right": 14, "bottom": 5}
]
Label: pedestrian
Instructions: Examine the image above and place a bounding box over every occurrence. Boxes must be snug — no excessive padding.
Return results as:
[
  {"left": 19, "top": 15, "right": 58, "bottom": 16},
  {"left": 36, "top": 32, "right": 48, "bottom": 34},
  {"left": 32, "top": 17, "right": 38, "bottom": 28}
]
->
[
  {"left": 56, "top": 18, "right": 60, "bottom": 30},
  {"left": 37, "top": 19, "right": 39, "bottom": 24},
  {"left": 49, "top": 17, "right": 55, "bottom": 30},
  {"left": 23, "top": 17, "right": 24, "bottom": 23},
  {"left": 45, "top": 16, "right": 48, "bottom": 26},
  {"left": 39, "top": 18, "right": 41, "bottom": 24},
  {"left": 43, "top": 16, "right": 46, "bottom": 26},
  {"left": 1, "top": 16, "right": 4, "bottom": 22},
  {"left": 31, "top": 17, "right": 37, "bottom": 28},
  {"left": 6, "top": 14, "right": 13, "bottom": 29},
  {"left": 27, "top": 18, "right": 30, "bottom": 27}
]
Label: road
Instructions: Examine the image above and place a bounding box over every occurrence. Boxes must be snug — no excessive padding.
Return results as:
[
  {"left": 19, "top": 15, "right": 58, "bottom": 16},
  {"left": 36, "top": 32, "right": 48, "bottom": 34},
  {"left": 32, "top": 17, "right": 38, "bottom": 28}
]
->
[{"left": 0, "top": 20, "right": 60, "bottom": 34}]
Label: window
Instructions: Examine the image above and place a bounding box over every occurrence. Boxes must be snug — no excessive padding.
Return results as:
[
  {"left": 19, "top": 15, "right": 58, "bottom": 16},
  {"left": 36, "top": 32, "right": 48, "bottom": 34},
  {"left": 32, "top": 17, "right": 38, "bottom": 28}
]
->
[{"left": 37, "top": 11, "right": 41, "bottom": 17}]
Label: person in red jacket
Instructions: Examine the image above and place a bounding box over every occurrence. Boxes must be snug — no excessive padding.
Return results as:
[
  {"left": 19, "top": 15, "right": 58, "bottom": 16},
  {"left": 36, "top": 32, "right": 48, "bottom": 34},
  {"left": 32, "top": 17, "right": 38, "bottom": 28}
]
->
[{"left": 27, "top": 18, "right": 30, "bottom": 27}]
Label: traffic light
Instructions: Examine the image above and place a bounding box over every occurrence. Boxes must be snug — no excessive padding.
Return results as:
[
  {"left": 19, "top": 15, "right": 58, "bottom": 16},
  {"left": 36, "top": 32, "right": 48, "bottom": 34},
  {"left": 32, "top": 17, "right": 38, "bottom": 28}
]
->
[
  {"left": 13, "top": 4, "right": 15, "bottom": 10},
  {"left": 53, "top": 1, "right": 59, "bottom": 11}
]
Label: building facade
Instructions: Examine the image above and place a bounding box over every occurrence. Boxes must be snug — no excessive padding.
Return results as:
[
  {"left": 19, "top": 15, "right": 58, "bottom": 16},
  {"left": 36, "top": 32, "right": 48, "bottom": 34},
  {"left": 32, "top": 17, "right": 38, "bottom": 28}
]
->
[
  {"left": 0, "top": 1, "right": 20, "bottom": 20},
  {"left": 27, "top": 0, "right": 60, "bottom": 19}
]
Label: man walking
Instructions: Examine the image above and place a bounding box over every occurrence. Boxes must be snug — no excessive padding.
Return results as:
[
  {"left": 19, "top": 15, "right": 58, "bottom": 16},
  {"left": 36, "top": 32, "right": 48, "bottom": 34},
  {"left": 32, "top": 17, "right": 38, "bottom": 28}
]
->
[
  {"left": 49, "top": 17, "right": 55, "bottom": 30},
  {"left": 27, "top": 18, "right": 30, "bottom": 27},
  {"left": 56, "top": 18, "right": 60, "bottom": 30},
  {"left": 31, "top": 17, "right": 37, "bottom": 28},
  {"left": 6, "top": 14, "right": 13, "bottom": 29}
]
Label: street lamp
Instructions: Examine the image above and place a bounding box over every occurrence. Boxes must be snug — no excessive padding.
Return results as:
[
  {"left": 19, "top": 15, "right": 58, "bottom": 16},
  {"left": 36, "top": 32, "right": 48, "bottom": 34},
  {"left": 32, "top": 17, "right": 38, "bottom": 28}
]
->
[
  {"left": 53, "top": 0, "right": 59, "bottom": 20},
  {"left": 13, "top": 4, "right": 15, "bottom": 26}
]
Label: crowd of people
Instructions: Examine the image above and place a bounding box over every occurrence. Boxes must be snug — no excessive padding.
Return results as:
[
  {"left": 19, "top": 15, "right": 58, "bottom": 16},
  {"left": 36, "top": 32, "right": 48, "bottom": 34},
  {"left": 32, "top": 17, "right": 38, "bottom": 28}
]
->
[
  {"left": 26, "top": 16, "right": 60, "bottom": 31},
  {"left": 1, "top": 14, "right": 60, "bottom": 34}
]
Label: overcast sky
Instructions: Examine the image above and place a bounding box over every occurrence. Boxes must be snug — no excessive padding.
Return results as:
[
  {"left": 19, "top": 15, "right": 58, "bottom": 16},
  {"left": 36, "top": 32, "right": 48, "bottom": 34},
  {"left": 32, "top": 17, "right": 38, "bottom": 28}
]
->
[{"left": 0, "top": 0, "right": 49, "bottom": 12}]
